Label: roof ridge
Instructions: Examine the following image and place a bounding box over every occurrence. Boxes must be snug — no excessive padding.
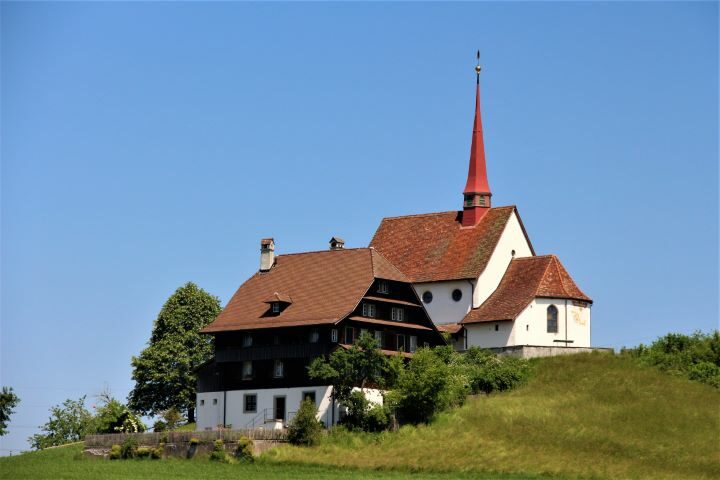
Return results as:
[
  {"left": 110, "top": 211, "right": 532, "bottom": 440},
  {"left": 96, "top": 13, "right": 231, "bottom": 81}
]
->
[
  {"left": 534, "top": 257, "right": 555, "bottom": 298},
  {"left": 277, "top": 247, "right": 368, "bottom": 258},
  {"left": 513, "top": 254, "right": 555, "bottom": 261},
  {"left": 370, "top": 248, "right": 409, "bottom": 281},
  {"left": 379, "top": 205, "right": 517, "bottom": 222}
]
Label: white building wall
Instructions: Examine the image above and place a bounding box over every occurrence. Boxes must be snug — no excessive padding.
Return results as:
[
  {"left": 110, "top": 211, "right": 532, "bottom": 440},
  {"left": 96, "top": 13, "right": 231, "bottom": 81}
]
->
[
  {"left": 472, "top": 211, "right": 533, "bottom": 308},
  {"left": 413, "top": 280, "right": 472, "bottom": 326},
  {"left": 509, "top": 298, "right": 591, "bottom": 348},
  {"left": 465, "top": 320, "right": 516, "bottom": 349},
  {"left": 197, "top": 386, "right": 383, "bottom": 431}
]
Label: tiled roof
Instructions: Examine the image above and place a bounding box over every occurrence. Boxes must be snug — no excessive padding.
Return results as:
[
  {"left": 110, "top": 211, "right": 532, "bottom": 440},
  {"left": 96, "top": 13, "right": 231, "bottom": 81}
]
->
[
  {"left": 202, "top": 248, "right": 408, "bottom": 333},
  {"left": 462, "top": 255, "right": 592, "bottom": 324},
  {"left": 436, "top": 323, "right": 463, "bottom": 335},
  {"left": 370, "top": 206, "right": 533, "bottom": 282},
  {"left": 263, "top": 292, "right": 293, "bottom": 304}
]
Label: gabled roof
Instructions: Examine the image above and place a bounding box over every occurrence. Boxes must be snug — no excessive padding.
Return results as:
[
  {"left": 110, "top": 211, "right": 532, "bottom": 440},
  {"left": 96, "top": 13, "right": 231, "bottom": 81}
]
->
[
  {"left": 462, "top": 255, "right": 592, "bottom": 324},
  {"left": 369, "top": 206, "right": 533, "bottom": 283},
  {"left": 263, "top": 292, "right": 293, "bottom": 304},
  {"left": 201, "top": 248, "right": 408, "bottom": 333},
  {"left": 436, "top": 323, "right": 463, "bottom": 335}
]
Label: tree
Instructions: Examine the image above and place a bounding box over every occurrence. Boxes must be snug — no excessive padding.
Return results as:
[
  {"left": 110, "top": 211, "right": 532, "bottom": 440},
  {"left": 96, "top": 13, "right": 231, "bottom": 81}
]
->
[
  {"left": 287, "top": 399, "right": 322, "bottom": 446},
  {"left": 0, "top": 387, "right": 20, "bottom": 436},
  {"left": 30, "top": 397, "right": 93, "bottom": 450},
  {"left": 91, "top": 397, "right": 146, "bottom": 434},
  {"left": 128, "top": 282, "right": 221, "bottom": 422}
]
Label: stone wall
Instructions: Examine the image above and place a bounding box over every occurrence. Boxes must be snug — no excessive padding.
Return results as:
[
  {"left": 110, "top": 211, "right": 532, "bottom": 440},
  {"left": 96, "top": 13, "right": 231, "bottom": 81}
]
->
[{"left": 486, "top": 345, "right": 613, "bottom": 359}]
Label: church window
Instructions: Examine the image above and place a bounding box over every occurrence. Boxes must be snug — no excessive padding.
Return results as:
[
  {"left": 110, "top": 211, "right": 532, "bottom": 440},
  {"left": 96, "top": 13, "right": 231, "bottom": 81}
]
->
[
  {"left": 452, "top": 289, "right": 463, "bottom": 302},
  {"left": 547, "top": 305, "right": 559, "bottom": 333},
  {"left": 362, "top": 303, "right": 376, "bottom": 318},
  {"left": 422, "top": 291, "right": 433, "bottom": 304},
  {"left": 377, "top": 281, "right": 389, "bottom": 294}
]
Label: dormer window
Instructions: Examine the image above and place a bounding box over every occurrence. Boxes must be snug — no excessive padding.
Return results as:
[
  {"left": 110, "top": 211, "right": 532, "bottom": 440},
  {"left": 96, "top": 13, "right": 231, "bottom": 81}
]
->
[
  {"left": 377, "top": 281, "right": 389, "bottom": 294},
  {"left": 272, "top": 302, "right": 280, "bottom": 313},
  {"left": 362, "top": 303, "right": 376, "bottom": 318},
  {"left": 264, "top": 292, "right": 292, "bottom": 315},
  {"left": 391, "top": 307, "right": 404, "bottom": 322}
]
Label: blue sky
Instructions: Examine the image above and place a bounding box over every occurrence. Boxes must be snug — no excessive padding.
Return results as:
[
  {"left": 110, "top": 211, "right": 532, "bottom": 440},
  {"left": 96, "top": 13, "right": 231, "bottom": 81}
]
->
[{"left": 1, "top": 2, "right": 717, "bottom": 453}]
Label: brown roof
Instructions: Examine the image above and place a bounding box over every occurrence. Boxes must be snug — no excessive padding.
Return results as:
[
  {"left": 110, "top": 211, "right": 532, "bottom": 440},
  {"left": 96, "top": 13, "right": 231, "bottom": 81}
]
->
[
  {"left": 462, "top": 255, "right": 592, "bottom": 324},
  {"left": 436, "top": 323, "right": 463, "bottom": 335},
  {"left": 202, "top": 248, "right": 408, "bottom": 333},
  {"left": 370, "top": 206, "right": 534, "bottom": 282},
  {"left": 263, "top": 292, "right": 293, "bottom": 304}
]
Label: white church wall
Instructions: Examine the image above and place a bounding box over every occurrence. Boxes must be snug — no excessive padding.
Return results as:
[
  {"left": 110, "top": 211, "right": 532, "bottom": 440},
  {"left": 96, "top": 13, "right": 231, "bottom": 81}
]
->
[
  {"left": 413, "top": 280, "right": 472, "bottom": 325},
  {"left": 473, "top": 211, "right": 533, "bottom": 308},
  {"left": 513, "top": 298, "right": 591, "bottom": 348},
  {"left": 465, "top": 320, "right": 515, "bottom": 349}
]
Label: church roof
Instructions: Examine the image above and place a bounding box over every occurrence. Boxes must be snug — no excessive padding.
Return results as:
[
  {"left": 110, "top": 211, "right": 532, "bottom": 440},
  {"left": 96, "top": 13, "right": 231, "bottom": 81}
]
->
[
  {"left": 462, "top": 255, "right": 592, "bottom": 324},
  {"left": 369, "top": 206, "right": 533, "bottom": 283},
  {"left": 201, "top": 248, "right": 407, "bottom": 333}
]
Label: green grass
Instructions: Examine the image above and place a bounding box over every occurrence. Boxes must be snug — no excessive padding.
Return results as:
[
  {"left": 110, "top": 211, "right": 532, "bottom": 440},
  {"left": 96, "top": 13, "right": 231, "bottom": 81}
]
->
[
  {"left": 0, "top": 443, "right": 547, "bottom": 480},
  {"left": 269, "top": 353, "right": 720, "bottom": 479},
  {"left": 173, "top": 422, "right": 196, "bottom": 432}
]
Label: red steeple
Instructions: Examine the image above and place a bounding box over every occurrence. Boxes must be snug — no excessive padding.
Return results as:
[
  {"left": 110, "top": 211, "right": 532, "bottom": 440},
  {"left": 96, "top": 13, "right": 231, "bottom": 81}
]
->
[{"left": 461, "top": 51, "right": 492, "bottom": 227}]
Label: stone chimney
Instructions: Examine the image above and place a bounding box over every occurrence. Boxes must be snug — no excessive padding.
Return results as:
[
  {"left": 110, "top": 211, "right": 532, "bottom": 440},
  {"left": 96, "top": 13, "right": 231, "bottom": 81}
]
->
[
  {"left": 329, "top": 237, "right": 345, "bottom": 250},
  {"left": 260, "top": 238, "right": 275, "bottom": 272}
]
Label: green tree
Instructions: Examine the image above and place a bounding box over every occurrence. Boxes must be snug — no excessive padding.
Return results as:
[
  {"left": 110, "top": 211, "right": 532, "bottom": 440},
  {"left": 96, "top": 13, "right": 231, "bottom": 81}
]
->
[
  {"left": 91, "top": 397, "right": 146, "bottom": 434},
  {"left": 0, "top": 386, "right": 20, "bottom": 436},
  {"left": 128, "top": 282, "right": 221, "bottom": 422},
  {"left": 288, "top": 399, "right": 323, "bottom": 446},
  {"left": 30, "top": 397, "right": 93, "bottom": 450}
]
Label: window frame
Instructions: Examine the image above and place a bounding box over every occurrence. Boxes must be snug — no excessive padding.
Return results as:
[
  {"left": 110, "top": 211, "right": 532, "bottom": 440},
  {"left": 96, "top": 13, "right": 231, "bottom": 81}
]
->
[
  {"left": 243, "top": 394, "right": 257, "bottom": 413},
  {"left": 547, "top": 305, "right": 559, "bottom": 333},
  {"left": 242, "top": 360, "right": 253, "bottom": 380},
  {"left": 331, "top": 328, "right": 338, "bottom": 343},
  {"left": 242, "top": 334, "right": 253, "bottom": 347},
  {"left": 301, "top": 390, "right": 317, "bottom": 406},
  {"left": 362, "top": 303, "right": 377, "bottom": 318},
  {"left": 391, "top": 307, "right": 405, "bottom": 322},
  {"left": 377, "top": 281, "right": 389, "bottom": 294},
  {"left": 396, "top": 334, "right": 407, "bottom": 352},
  {"left": 272, "top": 302, "right": 280, "bottom": 313},
  {"left": 273, "top": 359, "right": 284, "bottom": 378},
  {"left": 345, "top": 326, "right": 355, "bottom": 344},
  {"left": 409, "top": 335, "right": 418, "bottom": 353}
]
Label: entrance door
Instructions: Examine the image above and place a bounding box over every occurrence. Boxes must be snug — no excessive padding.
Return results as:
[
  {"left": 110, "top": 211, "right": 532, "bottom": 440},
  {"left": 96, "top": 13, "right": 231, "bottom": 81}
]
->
[{"left": 274, "top": 396, "right": 286, "bottom": 422}]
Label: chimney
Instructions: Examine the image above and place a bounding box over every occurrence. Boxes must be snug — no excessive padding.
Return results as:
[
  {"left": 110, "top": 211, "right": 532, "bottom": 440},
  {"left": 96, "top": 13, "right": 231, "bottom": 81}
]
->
[
  {"left": 260, "top": 238, "right": 275, "bottom": 271},
  {"left": 329, "top": 237, "right": 345, "bottom": 250}
]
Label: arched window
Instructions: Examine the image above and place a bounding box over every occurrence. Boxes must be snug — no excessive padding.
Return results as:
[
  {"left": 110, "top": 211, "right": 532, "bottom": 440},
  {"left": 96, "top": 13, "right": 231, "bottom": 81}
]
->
[{"left": 547, "top": 305, "right": 558, "bottom": 333}]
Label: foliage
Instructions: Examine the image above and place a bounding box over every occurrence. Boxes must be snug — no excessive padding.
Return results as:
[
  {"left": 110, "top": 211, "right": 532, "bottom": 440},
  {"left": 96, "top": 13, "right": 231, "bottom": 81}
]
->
[
  {"left": 91, "top": 398, "right": 146, "bottom": 434},
  {"left": 459, "top": 347, "right": 532, "bottom": 394},
  {"left": 151, "top": 444, "right": 164, "bottom": 459},
  {"left": 136, "top": 447, "right": 152, "bottom": 459},
  {"left": 108, "top": 444, "right": 122, "bottom": 460},
  {"left": 621, "top": 330, "right": 720, "bottom": 388},
  {"left": 29, "top": 397, "right": 93, "bottom": 450},
  {"left": 152, "top": 420, "right": 167, "bottom": 432},
  {"left": 120, "top": 437, "right": 138, "bottom": 459},
  {"left": 128, "top": 282, "right": 221, "bottom": 422},
  {"left": 160, "top": 407, "right": 183, "bottom": 430},
  {"left": 209, "top": 439, "right": 228, "bottom": 462},
  {"left": 234, "top": 436, "right": 254, "bottom": 462},
  {"left": 0, "top": 386, "right": 20, "bottom": 436},
  {"left": 337, "top": 391, "right": 391, "bottom": 432},
  {"left": 288, "top": 399, "right": 323, "bottom": 446},
  {"left": 189, "top": 437, "right": 199, "bottom": 445}
]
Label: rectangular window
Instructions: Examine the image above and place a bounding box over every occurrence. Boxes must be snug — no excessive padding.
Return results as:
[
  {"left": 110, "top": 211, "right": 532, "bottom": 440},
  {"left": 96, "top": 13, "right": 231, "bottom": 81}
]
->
[
  {"left": 272, "top": 302, "right": 280, "bottom": 313},
  {"left": 396, "top": 334, "right": 406, "bottom": 352},
  {"left": 362, "top": 303, "right": 376, "bottom": 318},
  {"left": 331, "top": 328, "right": 338, "bottom": 343},
  {"left": 243, "top": 394, "right": 257, "bottom": 413},
  {"left": 345, "top": 327, "right": 355, "bottom": 344},
  {"left": 377, "top": 281, "right": 389, "bottom": 294},
  {"left": 242, "top": 335, "right": 253, "bottom": 347},
  {"left": 374, "top": 330, "right": 383, "bottom": 345},
  {"left": 409, "top": 335, "right": 418, "bottom": 353},
  {"left": 301, "top": 391, "right": 316, "bottom": 406},
  {"left": 391, "top": 307, "right": 404, "bottom": 322},
  {"left": 212, "top": 398, "right": 217, "bottom": 405},
  {"left": 274, "top": 360, "right": 284, "bottom": 378},
  {"left": 242, "top": 361, "right": 253, "bottom": 380},
  {"left": 309, "top": 329, "right": 319, "bottom": 343},
  {"left": 200, "top": 399, "right": 205, "bottom": 406},
  {"left": 423, "top": 342, "right": 430, "bottom": 348}
]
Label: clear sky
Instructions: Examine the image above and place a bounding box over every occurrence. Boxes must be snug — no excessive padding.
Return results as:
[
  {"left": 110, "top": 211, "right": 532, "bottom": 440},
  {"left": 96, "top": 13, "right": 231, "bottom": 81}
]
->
[{"left": 1, "top": 2, "right": 717, "bottom": 454}]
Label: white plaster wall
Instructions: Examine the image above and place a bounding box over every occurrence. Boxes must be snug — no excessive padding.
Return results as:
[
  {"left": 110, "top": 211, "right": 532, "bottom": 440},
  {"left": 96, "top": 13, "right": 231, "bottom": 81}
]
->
[
  {"left": 197, "top": 386, "right": 384, "bottom": 431},
  {"left": 473, "top": 211, "right": 533, "bottom": 308},
  {"left": 413, "top": 280, "right": 472, "bottom": 325},
  {"left": 513, "top": 298, "right": 591, "bottom": 348},
  {"left": 465, "top": 321, "right": 515, "bottom": 349}
]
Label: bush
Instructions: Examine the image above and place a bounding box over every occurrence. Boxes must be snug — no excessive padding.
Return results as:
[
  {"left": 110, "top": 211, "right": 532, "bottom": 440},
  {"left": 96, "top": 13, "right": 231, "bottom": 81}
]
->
[
  {"left": 108, "top": 444, "right": 122, "bottom": 460},
  {"left": 152, "top": 420, "right": 167, "bottom": 432},
  {"left": 151, "top": 443, "right": 164, "bottom": 459},
  {"left": 136, "top": 447, "right": 151, "bottom": 458},
  {"left": 92, "top": 398, "right": 146, "bottom": 434},
  {"left": 234, "top": 436, "right": 254, "bottom": 462},
  {"left": 209, "top": 439, "right": 227, "bottom": 462},
  {"left": 288, "top": 399, "right": 322, "bottom": 446},
  {"left": 461, "top": 347, "right": 531, "bottom": 394},
  {"left": 363, "top": 404, "right": 391, "bottom": 433},
  {"left": 189, "top": 437, "right": 199, "bottom": 445},
  {"left": 120, "top": 436, "right": 138, "bottom": 459}
]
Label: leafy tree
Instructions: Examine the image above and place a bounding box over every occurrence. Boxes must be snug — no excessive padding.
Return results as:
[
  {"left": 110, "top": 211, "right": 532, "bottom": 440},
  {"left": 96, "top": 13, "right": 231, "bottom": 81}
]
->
[
  {"left": 128, "top": 282, "right": 221, "bottom": 422},
  {"left": 30, "top": 397, "right": 93, "bottom": 450},
  {"left": 287, "top": 399, "right": 322, "bottom": 446},
  {"left": 0, "top": 386, "right": 20, "bottom": 436}
]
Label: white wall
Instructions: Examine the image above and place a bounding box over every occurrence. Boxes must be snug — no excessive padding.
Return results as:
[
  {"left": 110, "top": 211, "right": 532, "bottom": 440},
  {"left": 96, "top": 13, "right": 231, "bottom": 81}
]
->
[
  {"left": 413, "top": 280, "right": 472, "bottom": 326},
  {"left": 511, "top": 298, "right": 591, "bottom": 348},
  {"left": 473, "top": 211, "right": 533, "bottom": 308},
  {"left": 197, "top": 386, "right": 384, "bottom": 431},
  {"left": 465, "top": 321, "right": 515, "bottom": 349}
]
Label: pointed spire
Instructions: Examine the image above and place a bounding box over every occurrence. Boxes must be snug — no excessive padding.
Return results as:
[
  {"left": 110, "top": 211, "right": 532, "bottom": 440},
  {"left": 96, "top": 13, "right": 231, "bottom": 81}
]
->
[{"left": 461, "top": 50, "right": 492, "bottom": 227}]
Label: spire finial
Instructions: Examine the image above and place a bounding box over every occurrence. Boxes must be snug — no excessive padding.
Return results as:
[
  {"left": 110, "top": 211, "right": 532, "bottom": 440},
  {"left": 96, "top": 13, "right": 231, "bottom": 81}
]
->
[{"left": 475, "top": 50, "right": 481, "bottom": 83}]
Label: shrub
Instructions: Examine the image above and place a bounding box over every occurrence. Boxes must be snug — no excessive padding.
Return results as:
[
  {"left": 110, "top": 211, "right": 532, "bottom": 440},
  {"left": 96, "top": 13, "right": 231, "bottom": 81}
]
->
[
  {"left": 363, "top": 404, "right": 391, "bottom": 433},
  {"left": 136, "top": 447, "right": 151, "bottom": 458},
  {"left": 120, "top": 436, "right": 138, "bottom": 459},
  {"left": 189, "top": 437, "right": 199, "bottom": 445},
  {"left": 161, "top": 407, "right": 183, "bottom": 431},
  {"left": 209, "top": 439, "right": 227, "bottom": 462},
  {"left": 338, "top": 391, "right": 369, "bottom": 431},
  {"left": 461, "top": 347, "right": 531, "bottom": 394},
  {"left": 151, "top": 443, "right": 164, "bottom": 459},
  {"left": 288, "top": 399, "right": 322, "bottom": 446},
  {"left": 234, "top": 436, "right": 254, "bottom": 462},
  {"left": 152, "top": 420, "right": 167, "bottom": 432},
  {"left": 92, "top": 398, "right": 146, "bottom": 434},
  {"left": 108, "top": 444, "right": 122, "bottom": 460}
]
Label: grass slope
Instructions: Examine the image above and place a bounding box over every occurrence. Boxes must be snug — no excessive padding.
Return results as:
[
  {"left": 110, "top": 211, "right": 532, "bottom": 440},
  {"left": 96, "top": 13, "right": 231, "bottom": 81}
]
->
[
  {"left": 269, "top": 353, "right": 720, "bottom": 479},
  {"left": 0, "top": 443, "right": 550, "bottom": 480}
]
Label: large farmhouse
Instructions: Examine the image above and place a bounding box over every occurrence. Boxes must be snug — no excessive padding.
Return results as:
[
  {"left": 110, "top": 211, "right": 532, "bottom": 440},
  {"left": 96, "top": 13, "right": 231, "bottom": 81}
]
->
[{"left": 196, "top": 61, "right": 593, "bottom": 430}]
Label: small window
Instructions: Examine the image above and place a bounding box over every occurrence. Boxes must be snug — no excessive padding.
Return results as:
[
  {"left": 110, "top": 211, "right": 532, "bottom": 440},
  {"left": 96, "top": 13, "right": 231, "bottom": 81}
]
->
[
  {"left": 242, "top": 361, "right": 253, "bottom": 380},
  {"left": 409, "top": 335, "right": 418, "bottom": 353},
  {"left": 374, "top": 330, "right": 383, "bottom": 345},
  {"left": 212, "top": 398, "right": 218, "bottom": 405},
  {"left": 511, "top": 249, "right": 516, "bottom": 257},
  {"left": 272, "top": 302, "right": 280, "bottom": 313},
  {"left": 377, "top": 281, "right": 389, "bottom": 294},
  {"left": 345, "top": 327, "right": 355, "bottom": 344},
  {"left": 244, "top": 394, "right": 257, "bottom": 413},
  {"left": 274, "top": 360, "right": 284, "bottom": 378},
  {"left": 391, "top": 307, "right": 404, "bottom": 322},
  {"left": 331, "top": 328, "right": 338, "bottom": 343},
  {"left": 526, "top": 324, "right": 529, "bottom": 331},
  {"left": 452, "top": 289, "right": 463, "bottom": 302},
  {"left": 494, "top": 324, "right": 499, "bottom": 332},
  {"left": 200, "top": 399, "right": 205, "bottom": 406},
  {"left": 309, "top": 329, "right": 319, "bottom": 343},
  {"left": 547, "top": 305, "right": 559, "bottom": 333},
  {"left": 396, "top": 334, "right": 407, "bottom": 351},
  {"left": 362, "top": 303, "right": 376, "bottom": 318},
  {"left": 301, "top": 391, "right": 316, "bottom": 405},
  {"left": 422, "top": 291, "right": 433, "bottom": 304},
  {"left": 423, "top": 342, "right": 430, "bottom": 348},
  {"left": 242, "top": 335, "right": 253, "bottom": 347}
]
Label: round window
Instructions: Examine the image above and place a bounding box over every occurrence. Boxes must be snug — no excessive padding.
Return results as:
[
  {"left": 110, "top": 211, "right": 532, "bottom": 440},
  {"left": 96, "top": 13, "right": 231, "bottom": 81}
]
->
[
  {"left": 452, "top": 289, "right": 463, "bottom": 302},
  {"left": 422, "top": 291, "right": 433, "bottom": 304}
]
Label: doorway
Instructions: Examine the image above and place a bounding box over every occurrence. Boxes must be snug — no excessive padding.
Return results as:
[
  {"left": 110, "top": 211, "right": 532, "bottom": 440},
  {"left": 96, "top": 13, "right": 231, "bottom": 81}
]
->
[{"left": 274, "top": 396, "right": 286, "bottom": 422}]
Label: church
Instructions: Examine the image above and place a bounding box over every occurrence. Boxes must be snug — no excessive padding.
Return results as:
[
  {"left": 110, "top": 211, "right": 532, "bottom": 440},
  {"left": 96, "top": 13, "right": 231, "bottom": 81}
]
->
[{"left": 195, "top": 59, "right": 593, "bottom": 430}]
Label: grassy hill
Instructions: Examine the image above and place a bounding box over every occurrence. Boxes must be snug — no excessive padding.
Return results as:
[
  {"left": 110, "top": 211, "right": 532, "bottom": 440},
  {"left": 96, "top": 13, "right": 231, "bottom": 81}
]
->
[{"left": 269, "top": 353, "right": 720, "bottom": 479}]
